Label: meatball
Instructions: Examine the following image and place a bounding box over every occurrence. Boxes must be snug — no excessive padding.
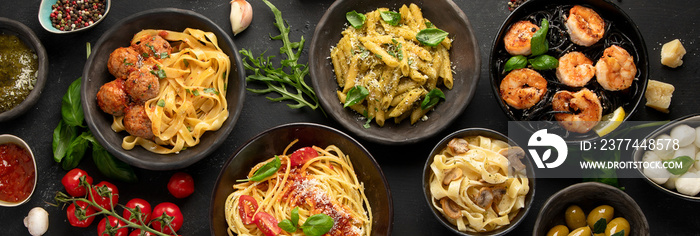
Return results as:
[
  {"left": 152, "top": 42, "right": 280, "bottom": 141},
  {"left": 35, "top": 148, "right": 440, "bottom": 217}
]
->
[
  {"left": 96, "top": 79, "right": 129, "bottom": 116},
  {"left": 134, "top": 35, "right": 172, "bottom": 58},
  {"left": 123, "top": 104, "right": 154, "bottom": 140},
  {"left": 107, "top": 47, "right": 142, "bottom": 79},
  {"left": 124, "top": 69, "right": 160, "bottom": 103}
]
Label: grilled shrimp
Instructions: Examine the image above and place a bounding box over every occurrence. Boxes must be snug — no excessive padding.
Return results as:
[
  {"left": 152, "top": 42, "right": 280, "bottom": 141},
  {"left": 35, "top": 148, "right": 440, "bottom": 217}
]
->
[
  {"left": 500, "top": 68, "right": 548, "bottom": 109},
  {"left": 504, "top": 21, "right": 539, "bottom": 56},
  {"left": 565, "top": 5, "right": 605, "bottom": 46},
  {"left": 552, "top": 88, "right": 602, "bottom": 133},
  {"left": 556, "top": 51, "right": 595, "bottom": 87},
  {"left": 596, "top": 45, "right": 637, "bottom": 91}
]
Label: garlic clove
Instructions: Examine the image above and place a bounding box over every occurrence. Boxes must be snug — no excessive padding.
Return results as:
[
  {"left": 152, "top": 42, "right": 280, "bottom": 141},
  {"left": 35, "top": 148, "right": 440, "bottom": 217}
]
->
[{"left": 230, "top": 0, "right": 253, "bottom": 36}]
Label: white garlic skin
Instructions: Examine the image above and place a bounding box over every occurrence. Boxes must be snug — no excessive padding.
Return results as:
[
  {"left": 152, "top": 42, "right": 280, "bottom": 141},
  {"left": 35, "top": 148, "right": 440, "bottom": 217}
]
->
[{"left": 230, "top": 0, "right": 253, "bottom": 35}]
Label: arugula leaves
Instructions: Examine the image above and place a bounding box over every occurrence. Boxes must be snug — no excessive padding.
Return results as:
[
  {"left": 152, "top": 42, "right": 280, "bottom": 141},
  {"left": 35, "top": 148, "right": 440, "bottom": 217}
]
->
[{"left": 241, "top": 0, "right": 324, "bottom": 115}]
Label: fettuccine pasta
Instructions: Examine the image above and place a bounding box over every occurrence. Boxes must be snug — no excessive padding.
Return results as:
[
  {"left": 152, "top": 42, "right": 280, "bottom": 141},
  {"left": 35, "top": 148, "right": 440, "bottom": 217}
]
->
[
  {"left": 429, "top": 136, "right": 529, "bottom": 232},
  {"left": 225, "top": 140, "right": 372, "bottom": 236},
  {"left": 111, "top": 28, "right": 230, "bottom": 154}
]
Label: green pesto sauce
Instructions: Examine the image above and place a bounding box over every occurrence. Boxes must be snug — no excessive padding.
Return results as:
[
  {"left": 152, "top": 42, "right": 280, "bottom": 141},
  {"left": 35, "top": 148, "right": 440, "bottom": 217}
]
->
[{"left": 0, "top": 34, "right": 38, "bottom": 112}]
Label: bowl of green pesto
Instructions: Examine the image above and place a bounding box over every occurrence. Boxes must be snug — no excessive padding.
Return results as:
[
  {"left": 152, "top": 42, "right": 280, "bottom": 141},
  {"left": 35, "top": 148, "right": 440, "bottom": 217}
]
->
[{"left": 0, "top": 17, "right": 48, "bottom": 122}]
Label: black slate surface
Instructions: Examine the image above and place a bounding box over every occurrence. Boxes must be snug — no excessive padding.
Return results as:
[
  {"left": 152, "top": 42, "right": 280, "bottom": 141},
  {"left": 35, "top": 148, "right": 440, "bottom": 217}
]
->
[{"left": 1, "top": 0, "right": 698, "bottom": 235}]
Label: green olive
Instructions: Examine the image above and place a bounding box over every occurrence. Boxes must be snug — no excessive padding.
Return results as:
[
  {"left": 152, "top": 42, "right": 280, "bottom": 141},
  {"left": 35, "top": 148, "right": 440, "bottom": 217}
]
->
[
  {"left": 565, "top": 205, "right": 586, "bottom": 229},
  {"left": 587, "top": 205, "right": 614, "bottom": 229},
  {"left": 605, "top": 217, "right": 630, "bottom": 236},
  {"left": 567, "top": 226, "right": 591, "bottom": 236},
  {"left": 547, "top": 225, "right": 570, "bottom": 236}
]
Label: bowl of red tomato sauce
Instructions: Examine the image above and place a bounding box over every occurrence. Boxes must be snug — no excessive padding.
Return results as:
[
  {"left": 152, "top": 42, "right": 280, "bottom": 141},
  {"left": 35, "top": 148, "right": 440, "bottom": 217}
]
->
[{"left": 0, "top": 134, "right": 37, "bottom": 206}]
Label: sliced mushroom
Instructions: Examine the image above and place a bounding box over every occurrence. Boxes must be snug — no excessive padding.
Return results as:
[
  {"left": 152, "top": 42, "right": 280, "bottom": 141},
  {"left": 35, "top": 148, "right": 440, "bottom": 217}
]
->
[
  {"left": 490, "top": 186, "right": 507, "bottom": 213},
  {"left": 440, "top": 197, "right": 462, "bottom": 219},
  {"left": 442, "top": 168, "right": 463, "bottom": 185},
  {"left": 499, "top": 146, "right": 526, "bottom": 172},
  {"left": 475, "top": 187, "right": 495, "bottom": 209},
  {"left": 448, "top": 138, "right": 469, "bottom": 154}
]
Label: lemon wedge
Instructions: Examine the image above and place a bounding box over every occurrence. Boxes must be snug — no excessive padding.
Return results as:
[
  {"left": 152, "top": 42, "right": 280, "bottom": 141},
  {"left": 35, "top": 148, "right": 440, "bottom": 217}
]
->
[{"left": 594, "top": 107, "right": 625, "bottom": 137}]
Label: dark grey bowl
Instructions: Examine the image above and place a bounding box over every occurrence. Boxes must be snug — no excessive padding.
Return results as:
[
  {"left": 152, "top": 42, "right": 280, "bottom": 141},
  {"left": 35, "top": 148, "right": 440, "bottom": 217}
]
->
[
  {"left": 632, "top": 114, "right": 700, "bottom": 201},
  {"left": 209, "top": 123, "right": 393, "bottom": 236},
  {"left": 0, "top": 17, "right": 48, "bottom": 122},
  {"left": 533, "top": 182, "right": 649, "bottom": 236},
  {"left": 489, "top": 0, "right": 649, "bottom": 141},
  {"left": 309, "top": 0, "right": 480, "bottom": 145},
  {"left": 422, "top": 128, "right": 536, "bottom": 236},
  {"left": 81, "top": 8, "right": 245, "bottom": 170}
]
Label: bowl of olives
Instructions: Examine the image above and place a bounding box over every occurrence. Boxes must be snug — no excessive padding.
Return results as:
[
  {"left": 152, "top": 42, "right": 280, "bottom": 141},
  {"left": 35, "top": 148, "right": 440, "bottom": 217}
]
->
[{"left": 533, "top": 182, "right": 649, "bottom": 236}]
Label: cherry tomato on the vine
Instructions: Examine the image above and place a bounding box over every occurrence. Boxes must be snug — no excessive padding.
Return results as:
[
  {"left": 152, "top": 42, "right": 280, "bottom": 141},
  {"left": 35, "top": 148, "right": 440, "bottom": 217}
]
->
[
  {"left": 97, "top": 216, "right": 128, "bottom": 236},
  {"left": 289, "top": 147, "right": 318, "bottom": 166},
  {"left": 167, "top": 172, "right": 195, "bottom": 199},
  {"left": 123, "top": 198, "right": 152, "bottom": 225},
  {"left": 128, "top": 229, "right": 157, "bottom": 236},
  {"left": 152, "top": 202, "right": 183, "bottom": 234},
  {"left": 66, "top": 200, "right": 96, "bottom": 227},
  {"left": 62, "top": 168, "right": 93, "bottom": 197},
  {"left": 237, "top": 195, "right": 258, "bottom": 225},
  {"left": 90, "top": 181, "right": 119, "bottom": 210}
]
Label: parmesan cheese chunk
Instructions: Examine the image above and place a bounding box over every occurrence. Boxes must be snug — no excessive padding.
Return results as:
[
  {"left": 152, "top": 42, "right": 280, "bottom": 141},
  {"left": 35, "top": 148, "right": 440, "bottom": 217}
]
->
[
  {"left": 645, "top": 80, "right": 674, "bottom": 113},
  {"left": 661, "top": 39, "right": 686, "bottom": 68}
]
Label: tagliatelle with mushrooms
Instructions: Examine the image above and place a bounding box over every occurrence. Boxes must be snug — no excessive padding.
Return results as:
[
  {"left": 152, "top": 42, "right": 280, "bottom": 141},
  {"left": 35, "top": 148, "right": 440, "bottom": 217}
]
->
[{"left": 429, "top": 136, "right": 529, "bottom": 232}]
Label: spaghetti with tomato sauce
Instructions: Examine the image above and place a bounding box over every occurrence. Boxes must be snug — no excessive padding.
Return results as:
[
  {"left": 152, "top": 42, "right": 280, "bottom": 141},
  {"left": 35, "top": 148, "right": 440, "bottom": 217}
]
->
[{"left": 224, "top": 140, "right": 371, "bottom": 236}]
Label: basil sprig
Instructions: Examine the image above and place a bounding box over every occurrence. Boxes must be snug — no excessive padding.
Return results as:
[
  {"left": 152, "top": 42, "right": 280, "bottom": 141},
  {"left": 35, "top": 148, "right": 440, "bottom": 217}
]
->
[
  {"left": 61, "top": 78, "right": 84, "bottom": 127},
  {"left": 416, "top": 28, "right": 448, "bottom": 47},
  {"left": 344, "top": 86, "right": 369, "bottom": 108},
  {"left": 664, "top": 155, "right": 694, "bottom": 175},
  {"left": 346, "top": 10, "right": 366, "bottom": 29},
  {"left": 278, "top": 207, "right": 300, "bottom": 233},
  {"left": 421, "top": 89, "right": 445, "bottom": 110},
  {"left": 380, "top": 11, "right": 401, "bottom": 26},
  {"left": 504, "top": 55, "right": 527, "bottom": 72},
  {"left": 528, "top": 54, "right": 558, "bottom": 70},
  {"left": 301, "top": 214, "right": 334, "bottom": 236},
  {"left": 530, "top": 18, "right": 549, "bottom": 56},
  {"left": 237, "top": 156, "right": 281, "bottom": 182}
]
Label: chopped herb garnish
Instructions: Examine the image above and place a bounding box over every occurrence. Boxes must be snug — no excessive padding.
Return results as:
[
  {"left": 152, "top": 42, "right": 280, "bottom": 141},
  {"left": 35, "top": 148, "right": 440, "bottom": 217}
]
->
[
  {"left": 157, "top": 99, "right": 165, "bottom": 107},
  {"left": 183, "top": 59, "right": 189, "bottom": 67},
  {"left": 149, "top": 67, "right": 167, "bottom": 79},
  {"left": 204, "top": 88, "right": 219, "bottom": 95},
  {"left": 122, "top": 58, "right": 133, "bottom": 66},
  {"left": 146, "top": 43, "right": 156, "bottom": 54},
  {"left": 142, "top": 52, "right": 149, "bottom": 58},
  {"left": 192, "top": 90, "right": 200, "bottom": 96},
  {"left": 425, "top": 21, "right": 434, "bottom": 28},
  {"left": 159, "top": 52, "right": 169, "bottom": 59}
]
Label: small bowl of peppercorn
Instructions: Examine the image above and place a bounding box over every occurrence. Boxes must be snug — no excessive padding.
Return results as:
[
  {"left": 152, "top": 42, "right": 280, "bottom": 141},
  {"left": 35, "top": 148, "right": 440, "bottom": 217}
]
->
[{"left": 38, "top": 0, "right": 110, "bottom": 34}]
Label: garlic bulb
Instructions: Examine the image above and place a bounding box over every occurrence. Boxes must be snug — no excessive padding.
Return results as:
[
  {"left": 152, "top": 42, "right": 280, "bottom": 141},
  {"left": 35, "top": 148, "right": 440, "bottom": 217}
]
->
[{"left": 230, "top": 0, "right": 253, "bottom": 35}]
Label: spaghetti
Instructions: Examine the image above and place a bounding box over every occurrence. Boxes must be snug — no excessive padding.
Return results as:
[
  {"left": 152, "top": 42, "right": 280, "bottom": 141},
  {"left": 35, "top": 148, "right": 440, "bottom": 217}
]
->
[
  {"left": 111, "top": 28, "right": 230, "bottom": 154},
  {"left": 224, "top": 140, "right": 372, "bottom": 236},
  {"left": 428, "top": 136, "right": 529, "bottom": 232}
]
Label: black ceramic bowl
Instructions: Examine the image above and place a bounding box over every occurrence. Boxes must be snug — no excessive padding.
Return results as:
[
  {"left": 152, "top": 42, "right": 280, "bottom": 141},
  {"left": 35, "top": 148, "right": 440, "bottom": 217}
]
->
[
  {"left": 209, "top": 123, "right": 393, "bottom": 236},
  {"left": 422, "top": 128, "right": 535, "bottom": 236},
  {"left": 489, "top": 0, "right": 648, "bottom": 141},
  {"left": 533, "top": 182, "right": 649, "bottom": 236},
  {"left": 632, "top": 114, "right": 700, "bottom": 202},
  {"left": 310, "top": 0, "right": 480, "bottom": 145},
  {"left": 0, "top": 17, "right": 48, "bottom": 122},
  {"left": 81, "top": 8, "right": 245, "bottom": 170}
]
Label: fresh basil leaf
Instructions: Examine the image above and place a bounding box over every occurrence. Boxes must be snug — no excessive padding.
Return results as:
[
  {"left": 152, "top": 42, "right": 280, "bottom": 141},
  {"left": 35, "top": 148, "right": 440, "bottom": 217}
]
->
[
  {"left": 92, "top": 142, "right": 138, "bottom": 183},
  {"left": 344, "top": 86, "right": 369, "bottom": 108},
  {"left": 528, "top": 54, "right": 558, "bottom": 70},
  {"left": 363, "top": 117, "right": 373, "bottom": 129},
  {"left": 62, "top": 132, "right": 91, "bottom": 170},
  {"left": 611, "top": 230, "right": 625, "bottom": 236},
  {"left": 301, "top": 214, "right": 334, "bottom": 236},
  {"left": 664, "top": 155, "right": 694, "bottom": 175},
  {"left": 53, "top": 120, "right": 77, "bottom": 163},
  {"left": 425, "top": 21, "right": 434, "bottom": 28},
  {"left": 416, "top": 28, "right": 448, "bottom": 47},
  {"left": 237, "top": 156, "right": 281, "bottom": 182},
  {"left": 291, "top": 207, "right": 299, "bottom": 227},
  {"left": 592, "top": 218, "right": 607, "bottom": 234},
  {"left": 380, "top": 11, "right": 401, "bottom": 26},
  {"left": 504, "top": 55, "right": 528, "bottom": 72},
  {"left": 346, "top": 10, "right": 366, "bottom": 29},
  {"left": 421, "top": 89, "right": 445, "bottom": 110},
  {"left": 62, "top": 77, "right": 84, "bottom": 127},
  {"left": 530, "top": 18, "right": 549, "bottom": 56},
  {"left": 278, "top": 219, "right": 296, "bottom": 233}
]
